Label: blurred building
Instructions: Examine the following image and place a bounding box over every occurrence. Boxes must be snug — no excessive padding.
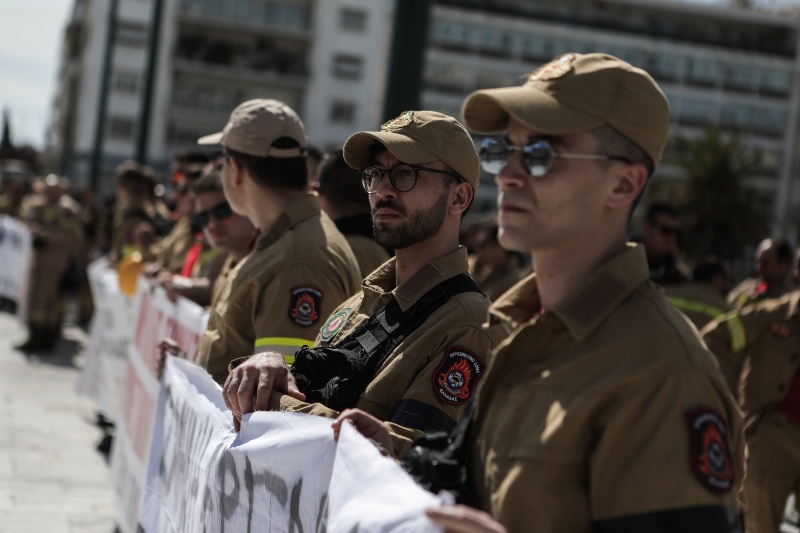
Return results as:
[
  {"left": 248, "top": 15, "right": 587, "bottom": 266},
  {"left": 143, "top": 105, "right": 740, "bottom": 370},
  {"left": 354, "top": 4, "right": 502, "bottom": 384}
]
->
[
  {"left": 421, "top": 0, "right": 800, "bottom": 229},
  {"left": 47, "top": 0, "right": 394, "bottom": 194}
]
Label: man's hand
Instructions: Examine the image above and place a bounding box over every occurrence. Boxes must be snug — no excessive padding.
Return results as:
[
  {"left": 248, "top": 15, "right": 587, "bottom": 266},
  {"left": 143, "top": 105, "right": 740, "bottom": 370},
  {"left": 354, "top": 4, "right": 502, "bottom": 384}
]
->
[
  {"left": 332, "top": 408, "right": 395, "bottom": 458},
  {"left": 157, "top": 338, "right": 186, "bottom": 380},
  {"left": 222, "top": 352, "right": 306, "bottom": 432},
  {"left": 426, "top": 506, "right": 506, "bottom": 533}
]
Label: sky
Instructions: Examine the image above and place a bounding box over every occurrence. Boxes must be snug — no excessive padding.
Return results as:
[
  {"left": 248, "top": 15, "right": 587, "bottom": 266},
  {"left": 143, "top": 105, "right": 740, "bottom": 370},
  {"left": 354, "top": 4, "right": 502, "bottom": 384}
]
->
[
  {"left": 0, "top": 0, "right": 776, "bottom": 151},
  {"left": 0, "top": 1, "right": 73, "bottom": 149}
]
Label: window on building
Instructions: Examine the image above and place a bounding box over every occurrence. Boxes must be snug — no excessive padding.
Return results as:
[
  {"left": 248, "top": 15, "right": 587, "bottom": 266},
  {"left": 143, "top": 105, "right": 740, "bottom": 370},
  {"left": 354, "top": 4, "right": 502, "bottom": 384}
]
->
[
  {"left": 720, "top": 102, "right": 753, "bottom": 127},
  {"left": 724, "top": 64, "right": 757, "bottom": 89},
  {"left": 232, "top": 0, "right": 254, "bottom": 20},
  {"left": 522, "top": 34, "right": 554, "bottom": 59},
  {"left": 339, "top": 7, "right": 367, "bottom": 32},
  {"left": 760, "top": 68, "right": 792, "bottom": 96},
  {"left": 115, "top": 22, "right": 147, "bottom": 48},
  {"left": 755, "top": 106, "right": 788, "bottom": 132},
  {"left": 332, "top": 54, "right": 364, "bottom": 80},
  {"left": 424, "top": 60, "right": 471, "bottom": 92},
  {"left": 680, "top": 97, "right": 714, "bottom": 123},
  {"left": 686, "top": 57, "right": 720, "bottom": 84},
  {"left": 113, "top": 70, "right": 140, "bottom": 94},
  {"left": 264, "top": 2, "right": 308, "bottom": 30},
  {"left": 329, "top": 101, "right": 356, "bottom": 123},
  {"left": 480, "top": 27, "right": 512, "bottom": 53},
  {"left": 108, "top": 117, "right": 135, "bottom": 140}
]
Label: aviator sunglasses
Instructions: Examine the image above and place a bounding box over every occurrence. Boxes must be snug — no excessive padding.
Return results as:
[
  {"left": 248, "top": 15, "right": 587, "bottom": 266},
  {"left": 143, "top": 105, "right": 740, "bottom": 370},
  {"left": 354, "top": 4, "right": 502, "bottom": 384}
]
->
[
  {"left": 192, "top": 201, "right": 234, "bottom": 229},
  {"left": 479, "top": 137, "right": 632, "bottom": 177}
]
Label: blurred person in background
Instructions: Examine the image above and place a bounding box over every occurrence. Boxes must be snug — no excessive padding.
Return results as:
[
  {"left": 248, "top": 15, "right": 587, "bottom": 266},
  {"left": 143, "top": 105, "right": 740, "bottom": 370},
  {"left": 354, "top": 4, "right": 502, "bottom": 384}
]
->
[
  {"left": 469, "top": 223, "right": 523, "bottom": 301},
  {"left": 16, "top": 174, "right": 84, "bottom": 351},
  {"left": 728, "top": 238, "right": 794, "bottom": 309},
  {"left": 160, "top": 171, "right": 254, "bottom": 307},
  {"left": 314, "top": 149, "right": 390, "bottom": 278},
  {"left": 110, "top": 161, "right": 157, "bottom": 262},
  {"left": 305, "top": 144, "right": 322, "bottom": 191},
  {"left": 0, "top": 178, "right": 29, "bottom": 218},
  {"left": 665, "top": 256, "right": 734, "bottom": 331},
  {"left": 641, "top": 202, "right": 691, "bottom": 285}
]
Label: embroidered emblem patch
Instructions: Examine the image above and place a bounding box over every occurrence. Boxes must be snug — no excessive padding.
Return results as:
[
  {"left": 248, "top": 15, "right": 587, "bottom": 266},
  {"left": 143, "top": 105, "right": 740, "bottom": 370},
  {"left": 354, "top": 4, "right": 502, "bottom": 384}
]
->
[
  {"left": 686, "top": 408, "right": 735, "bottom": 494},
  {"left": 320, "top": 307, "right": 352, "bottom": 342},
  {"left": 289, "top": 286, "right": 323, "bottom": 327},
  {"left": 769, "top": 321, "right": 791, "bottom": 340},
  {"left": 529, "top": 53, "right": 575, "bottom": 82},
  {"left": 381, "top": 111, "right": 414, "bottom": 132},
  {"left": 433, "top": 346, "right": 486, "bottom": 404}
]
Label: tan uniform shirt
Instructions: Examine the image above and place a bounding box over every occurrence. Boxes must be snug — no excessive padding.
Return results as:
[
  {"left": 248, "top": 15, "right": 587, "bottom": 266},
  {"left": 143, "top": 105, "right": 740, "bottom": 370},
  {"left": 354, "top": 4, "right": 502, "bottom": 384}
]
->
[
  {"left": 665, "top": 282, "right": 733, "bottom": 331},
  {"left": 470, "top": 244, "right": 744, "bottom": 531},
  {"left": 345, "top": 234, "right": 391, "bottom": 279},
  {"left": 702, "top": 290, "right": 800, "bottom": 421},
  {"left": 151, "top": 216, "right": 194, "bottom": 273},
  {"left": 272, "top": 247, "right": 508, "bottom": 455},
  {"left": 470, "top": 257, "right": 523, "bottom": 302},
  {"left": 196, "top": 194, "right": 360, "bottom": 384},
  {"left": 727, "top": 276, "right": 796, "bottom": 309}
]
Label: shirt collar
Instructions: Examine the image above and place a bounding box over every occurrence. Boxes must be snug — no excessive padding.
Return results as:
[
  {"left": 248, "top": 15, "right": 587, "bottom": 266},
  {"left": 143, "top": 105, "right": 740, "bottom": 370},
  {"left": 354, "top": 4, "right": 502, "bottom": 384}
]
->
[
  {"left": 256, "top": 194, "right": 321, "bottom": 250},
  {"left": 489, "top": 243, "right": 650, "bottom": 343},
  {"left": 362, "top": 246, "right": 471, "bottom": 312}
]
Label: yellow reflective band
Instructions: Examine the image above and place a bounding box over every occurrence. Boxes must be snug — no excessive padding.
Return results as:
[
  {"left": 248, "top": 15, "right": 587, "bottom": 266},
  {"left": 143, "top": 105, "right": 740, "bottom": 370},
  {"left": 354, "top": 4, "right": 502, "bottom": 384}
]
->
[
  {"left": 724, "top": 313, "right": 747, "bottom": 353},
  {"left": 253, "top": 337, "right": 312, "bottom": 365},
  {"left": 284, "top": 354, "right": 295, "bottom": 365},
  {"left": 667, "top": 297, "right": 725, "bottom": 320}
]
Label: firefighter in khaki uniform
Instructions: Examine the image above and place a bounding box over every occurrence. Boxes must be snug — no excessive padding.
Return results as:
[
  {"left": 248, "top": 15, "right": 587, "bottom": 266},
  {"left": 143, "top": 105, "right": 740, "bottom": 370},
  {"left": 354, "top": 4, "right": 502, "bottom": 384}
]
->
[
  {"left": 224, "top": 111, "right": 507, "bottom": 451},
  {"left": 17, "top": 174, "right": 84, "bottom": 351},
  {"left": 333, "top": 54, "right": 744, "bottom": 533},
  {"left": 191, "top": 99, "right": 361, "bottom": 385},
  {"left": 702, "top": 291, "right": 800, "bottom": 532}
]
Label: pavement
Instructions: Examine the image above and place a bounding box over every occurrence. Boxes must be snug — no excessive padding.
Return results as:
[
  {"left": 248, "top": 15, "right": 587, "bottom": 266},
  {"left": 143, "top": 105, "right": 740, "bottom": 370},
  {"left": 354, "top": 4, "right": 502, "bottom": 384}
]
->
[{"left": 0, "top": 310, "right": 116, "bottom": 533}]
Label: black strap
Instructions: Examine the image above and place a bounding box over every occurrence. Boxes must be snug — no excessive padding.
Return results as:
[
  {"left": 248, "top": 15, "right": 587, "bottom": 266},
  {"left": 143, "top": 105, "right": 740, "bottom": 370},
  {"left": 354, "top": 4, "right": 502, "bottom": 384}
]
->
[
  {"left": 390, "top": 398, "right": 457, "bottom": 433},
  {"left": 595, "top": 505, "right": 732, "bottom": 533},
  {"left": 291, "top": 274, "right": 481, "bottom": 412}
]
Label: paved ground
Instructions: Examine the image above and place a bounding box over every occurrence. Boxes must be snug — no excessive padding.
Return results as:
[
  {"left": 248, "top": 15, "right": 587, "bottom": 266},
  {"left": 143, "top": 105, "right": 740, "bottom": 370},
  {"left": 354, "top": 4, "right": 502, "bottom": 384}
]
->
[{"left": 0, "top": 311, "right": 116, "bottom": 533}]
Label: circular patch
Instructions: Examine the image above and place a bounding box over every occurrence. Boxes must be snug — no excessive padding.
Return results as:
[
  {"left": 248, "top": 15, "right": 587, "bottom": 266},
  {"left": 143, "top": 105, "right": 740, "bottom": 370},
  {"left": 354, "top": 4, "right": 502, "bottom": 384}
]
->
[
  {"left": 432, "top": 346, "right": 486, "bottom": 405},
  {"left": 319, "top": 307, "right": 352, "bottom": 342},
  {"left": 686, "top": 408, "right": 735, "bottom": 494},
  {"left": 381, "top": 111, "right": 414, "bottom": 132},
  {"left": 529, "top": 53, "right": 575, "bottom": 82},
  {"left": 289, "top": 286, "right": 323, "bottom": 327}
]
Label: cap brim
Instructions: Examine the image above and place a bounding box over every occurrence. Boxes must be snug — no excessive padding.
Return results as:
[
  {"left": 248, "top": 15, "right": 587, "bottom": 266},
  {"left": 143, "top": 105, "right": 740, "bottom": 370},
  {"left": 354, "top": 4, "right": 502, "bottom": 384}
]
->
[
  {"left": 197, "top": 132, "right": 223, "bottom": 145},
  {"left": 462, "top": 85, "right": 604, "bottom": 135},
  {"left": 343, "top": 131, "right": 438, "bottom": 170}
]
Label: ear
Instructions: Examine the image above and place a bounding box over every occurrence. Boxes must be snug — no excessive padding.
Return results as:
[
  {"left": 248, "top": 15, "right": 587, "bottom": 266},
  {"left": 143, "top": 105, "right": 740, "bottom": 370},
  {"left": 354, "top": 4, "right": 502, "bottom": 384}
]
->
[
  {"left": 607, "top": 163, "right": 648, "bottom": 211},
  {"left": 449, "top": 182, "right": 473, "bottom": 216},
  {"left": 229, "top": 157, "right": 246, "bottom": 187}
]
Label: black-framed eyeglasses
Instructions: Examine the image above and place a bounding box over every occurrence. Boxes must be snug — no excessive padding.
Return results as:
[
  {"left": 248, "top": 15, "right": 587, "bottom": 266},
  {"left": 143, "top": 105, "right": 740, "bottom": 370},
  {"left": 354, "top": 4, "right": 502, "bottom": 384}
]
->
[
  {"left": 359, "top": 164, "right": 461, "bottom": 193},
  {"left": 479, "top": 138, "right": 632, "bottom": 177},
  {"left": 192, "top": 201, "right": 233, "bottom": 229}
]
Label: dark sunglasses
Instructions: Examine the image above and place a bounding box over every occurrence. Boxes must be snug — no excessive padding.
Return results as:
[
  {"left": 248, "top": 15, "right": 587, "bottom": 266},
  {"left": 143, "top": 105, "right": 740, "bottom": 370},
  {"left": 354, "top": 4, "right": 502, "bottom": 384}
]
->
[
  {"left": 479, "top": 138, "right": 631, "bottom": 177},
  {"left": 192, "top": 201, "right": 233, "bottom": 229}
]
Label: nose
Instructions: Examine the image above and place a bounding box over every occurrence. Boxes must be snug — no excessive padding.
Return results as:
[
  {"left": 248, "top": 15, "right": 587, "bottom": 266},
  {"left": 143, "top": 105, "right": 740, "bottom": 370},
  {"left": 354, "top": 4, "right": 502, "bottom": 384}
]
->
[
  {"left": 494, "top": 150, "right": 528, "bottom": 191},
  {"left": 374, "top": 171, "right": 397, "bottom": 200}
]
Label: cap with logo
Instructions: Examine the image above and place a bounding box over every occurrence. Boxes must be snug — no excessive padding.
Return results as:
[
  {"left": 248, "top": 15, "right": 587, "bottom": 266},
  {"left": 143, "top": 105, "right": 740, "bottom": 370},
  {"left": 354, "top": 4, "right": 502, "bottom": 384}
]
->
[
  {"left": 461, "top": 53, "right": 670, "bottom": 167},
  {"left": 342, "top": 110, "right": 480, "bottom": 190},
  {"left": 198, "top": 99, "right": 308, "bottom": 158}
]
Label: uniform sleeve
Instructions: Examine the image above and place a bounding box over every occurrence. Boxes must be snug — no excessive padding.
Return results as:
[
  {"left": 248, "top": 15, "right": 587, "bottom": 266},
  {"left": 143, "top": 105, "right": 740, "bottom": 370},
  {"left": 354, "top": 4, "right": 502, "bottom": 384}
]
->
[
  {"left": 252, "top": 264, "right": 353, "bottom": 363},
  {"left": 387, "top": 325, "right": 496, "bottom": 439},
  {"left": 702, "top": 305, "right": 767, "bottom": 391},
  {"left": 589, "top": 369, "right": 744, "bottom": 521}
]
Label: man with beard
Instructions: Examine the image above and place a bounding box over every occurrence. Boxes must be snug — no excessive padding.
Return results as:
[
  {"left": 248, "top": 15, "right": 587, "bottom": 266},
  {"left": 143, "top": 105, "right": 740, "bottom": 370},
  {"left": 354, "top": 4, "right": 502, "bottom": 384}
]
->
[{"left": 223, "top": 111, "right": 507, "bottom": 452}]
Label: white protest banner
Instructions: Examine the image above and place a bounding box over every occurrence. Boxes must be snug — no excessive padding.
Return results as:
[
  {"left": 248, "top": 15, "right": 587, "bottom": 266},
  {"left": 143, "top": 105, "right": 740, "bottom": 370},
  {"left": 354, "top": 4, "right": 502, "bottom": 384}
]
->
[
  {"left": 77, "top": 258, "right": 133, "bottom": 421},
  {"left": 110, "top": 276, "right": 210, "bottom": 533},
  {"left": 0, "top": 215, "right": 32, "bottom": 313},
  {"left": 139, "top": 356, "right": 445, "bottom": 533}
]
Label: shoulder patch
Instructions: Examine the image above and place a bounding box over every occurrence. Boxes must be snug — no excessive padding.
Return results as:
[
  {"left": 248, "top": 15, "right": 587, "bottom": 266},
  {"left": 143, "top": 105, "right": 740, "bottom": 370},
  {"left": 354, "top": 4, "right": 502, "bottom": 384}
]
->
[
  {"left": 289, "top": 286, "right": 323, "bottom": 327},
  {"left": 686, "top": 408, "right": 735, "bottom": 494},
  {"left": 769, "top": 320, "right": 791, "bottom": 340},
  {"left": 433, "top": 346, "right": 486, "bottom": 405},
  {"left": 320, "top": 307, "right": 352, "bottom": 342}
]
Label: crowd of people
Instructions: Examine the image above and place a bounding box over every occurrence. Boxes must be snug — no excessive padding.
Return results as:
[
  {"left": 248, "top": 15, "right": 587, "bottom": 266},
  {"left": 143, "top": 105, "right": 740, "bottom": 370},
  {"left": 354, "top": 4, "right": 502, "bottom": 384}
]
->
[{"left": 2, "top": 52, "right": 799, "bottom": 532}]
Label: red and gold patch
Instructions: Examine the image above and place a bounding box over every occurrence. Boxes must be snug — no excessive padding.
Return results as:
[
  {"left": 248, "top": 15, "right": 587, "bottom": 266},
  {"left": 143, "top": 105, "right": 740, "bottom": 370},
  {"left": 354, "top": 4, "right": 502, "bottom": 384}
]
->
[
  {"left": 289, "top": 286, "right": 323, "bottom": 327},
  {"left": 381, "top": 111, "right": 414, "bottom": 131},
  {"left": 432, "top": 346, "right": 485, "bottom": 404},
  {"left": 686, "top": 408, "right": 735, "bottom": 494},
  {"left": 529, "top": 53, "right": 575, "bottom": 82},
  {"left": 769, "top": 320, "right": 792, "bottom": 340}
]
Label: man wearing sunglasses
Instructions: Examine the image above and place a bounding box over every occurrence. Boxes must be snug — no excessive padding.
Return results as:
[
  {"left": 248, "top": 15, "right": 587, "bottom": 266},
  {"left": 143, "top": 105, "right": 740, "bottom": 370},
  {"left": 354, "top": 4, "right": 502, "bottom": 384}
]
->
[
  {"left": 190, "top": 99, "right": 361, "bottom": 385},
  {"left": 334, "top": 54, "right": 744, "bottom": 532},
  {"left": 223, "top": 111, "right": 506, "bottom": 449}
]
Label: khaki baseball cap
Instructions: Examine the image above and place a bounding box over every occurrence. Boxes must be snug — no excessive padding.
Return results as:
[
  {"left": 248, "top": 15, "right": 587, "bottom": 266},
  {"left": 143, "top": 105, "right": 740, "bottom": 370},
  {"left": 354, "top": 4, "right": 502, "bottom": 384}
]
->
[
  {"left": 197, "top": 99, "right": 308, "bottom": 158},
  {"left": 462, "top": 53, "right": 670, "bottom": 167},
  {"left": 343, "top": 110, "right": 480, "bottom": 190}
]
